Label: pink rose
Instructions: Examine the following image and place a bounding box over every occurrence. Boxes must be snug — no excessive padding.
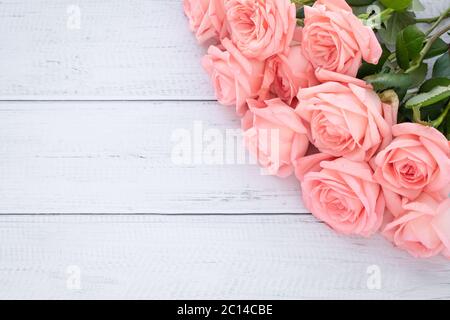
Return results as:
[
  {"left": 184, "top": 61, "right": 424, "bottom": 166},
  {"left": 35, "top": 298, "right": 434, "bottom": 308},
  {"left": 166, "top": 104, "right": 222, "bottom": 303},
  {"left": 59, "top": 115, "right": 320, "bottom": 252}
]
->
[
  {"left": 300, "top": 0, "right": 382, "bottom": 77},
  {"left": 226, "top": 0, "right": 296, "bottom": 60},
  {"left": 383, "top": 194, "right": 450, "bottom": 259},
  {"left": 296, "top": 154, "right": 385, "bottom": 237},
  {"left": 296, "top": 69, "right": 397, "bottom": 161},
  {"left": 183, "top": 0, "right": 228, "bottom": 44},
  {"left": 202, "top": 38, "right": 264, "bottom": 116},
  {"left": 242, "top": 98, "right": 309, "bottom": 177},
  {"left": 259, "top": 46, "right": 318, "bottom": 107},
  {"left": 373, "top": 123, "right": 450, "bottom": 205}
]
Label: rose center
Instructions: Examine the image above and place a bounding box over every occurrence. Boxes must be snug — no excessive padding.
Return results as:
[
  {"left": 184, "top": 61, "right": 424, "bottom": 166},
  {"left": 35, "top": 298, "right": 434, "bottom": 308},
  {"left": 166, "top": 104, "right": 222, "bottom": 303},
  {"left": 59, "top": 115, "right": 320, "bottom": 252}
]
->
[
  {"left": 321, "top": 187, "right": 349, "bottom": 215},
  {"left": 311, "top": 113, "right": 354, "bottom": 154},
  {"left": 308, "top": 28, "right": 338, "bottom": 67},
  {"left": 397, "top": 160, "right": 424, "bottom": 183},
  {"left": 230, "top": 2, "right": 267, "bottom": 43}
]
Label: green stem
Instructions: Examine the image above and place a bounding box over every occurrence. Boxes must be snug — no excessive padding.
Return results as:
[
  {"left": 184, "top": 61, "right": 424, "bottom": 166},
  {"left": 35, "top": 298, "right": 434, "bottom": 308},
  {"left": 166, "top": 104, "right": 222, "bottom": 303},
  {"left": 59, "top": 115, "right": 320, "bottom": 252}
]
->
[
  {"left": 425, "top": 7, "right": 450, "bottom": 36},
  {"left": 291, "top": 0, "right": 314, "bottom": 6},
  {"left": 415, "top": 11, "right": 450, "bottom": 24},
  {"left": 406, "top": 23, "right": 450, "bottom": 73},
  {"left": 413, "top": 108, "right": 429, "bottom": 126},
  {"left": 412, "top": 107, "right": 429, "bottom": 126},
  {"left": 430, "top": 101, "right": 450, "bottom": 128},
  {"left": 364, "top": 8, "right": 394, "bottom": 29},
  {"left": 387, "top": 52, "right": 396, "bottom": 63}
]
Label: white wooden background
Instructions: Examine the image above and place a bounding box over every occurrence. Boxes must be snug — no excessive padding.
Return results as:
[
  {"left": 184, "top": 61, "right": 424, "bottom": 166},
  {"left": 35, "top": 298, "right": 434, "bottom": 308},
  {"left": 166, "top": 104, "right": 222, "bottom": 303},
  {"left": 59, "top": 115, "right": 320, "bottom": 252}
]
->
[{"left": 0, "top": 0, "right": 449, "bottom": 299}]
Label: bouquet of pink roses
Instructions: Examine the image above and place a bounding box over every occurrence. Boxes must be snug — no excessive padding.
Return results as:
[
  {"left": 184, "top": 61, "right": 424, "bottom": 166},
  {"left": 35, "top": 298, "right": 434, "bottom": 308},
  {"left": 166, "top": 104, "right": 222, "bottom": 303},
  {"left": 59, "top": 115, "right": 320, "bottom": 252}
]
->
[{"left": 184, "top": 0, "right": 450, "bottom": 259}]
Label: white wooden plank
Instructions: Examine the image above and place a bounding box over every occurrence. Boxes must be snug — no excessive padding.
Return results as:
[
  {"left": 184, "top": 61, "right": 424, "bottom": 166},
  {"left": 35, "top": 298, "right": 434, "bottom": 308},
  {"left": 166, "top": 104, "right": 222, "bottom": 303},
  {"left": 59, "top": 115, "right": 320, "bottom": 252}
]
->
[
  {"left": 0, "top": 215, "right": 448, "bottom": 299},
  {"left": 0, "top": 101, "right": 306, "bottom": 214},
  {"left": 0, "top": 0, "right": 448, "bottom": 99},
  {"left": 0, "top": 0, "right": 442, "bottom": 99},
  {"left": 0, "top": 0, "right": 214, "bottom": 99},
  {"left": 415, "top": 0, "right": 450, "bottom": 20}
]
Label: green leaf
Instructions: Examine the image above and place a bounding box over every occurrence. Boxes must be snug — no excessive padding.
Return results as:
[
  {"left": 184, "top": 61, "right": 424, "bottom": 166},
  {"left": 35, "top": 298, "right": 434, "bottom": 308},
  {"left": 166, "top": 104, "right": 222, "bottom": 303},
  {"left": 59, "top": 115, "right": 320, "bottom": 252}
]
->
[
  {"left": 409, "top": 63, "right": 428, "bottom": 88},
  {"left": 378, "top": 11, "right": 416, "bottom": 46},
  {"left": 420, "top": 77, "right": 450, "bottom": 92},
  {"left": 424, "top": 38, "right": 448, "bottom": 60},
  {"left": 416, "top": 78, "right": 450, "bottom": 127},
  {"left": 380, "top": 0, "right": 412, "bottom": 11},
  {"left": 346, "top": 0, "right": 376, "bottom": 6},
  {"left": 357, "top": 45, "right": 391, "bottom": 78},
  {"left": 296, "top": 7, "right": 305, "bottom": 19},
  {"left": 405, "top": 85, "right": 450, "bottom": 109},
  {"left": 432, "top": 52, "right": 450, "bottom": 78},
  {"left": 420, "top": 100, "right": 449, "bottom": 123},
  {"left": 396, "top": 25, "right": 425, "bottom": 70},
  {"left": 364, "top": 73, "right": 412, "bottom": 99}
]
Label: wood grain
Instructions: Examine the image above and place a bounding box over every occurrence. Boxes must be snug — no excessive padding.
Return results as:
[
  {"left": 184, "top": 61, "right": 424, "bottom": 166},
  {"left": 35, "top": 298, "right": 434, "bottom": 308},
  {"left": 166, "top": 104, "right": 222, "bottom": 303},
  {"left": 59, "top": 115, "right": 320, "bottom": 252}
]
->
[
  {"left": 0, "top": 101, "right": 306, "bottom": 214},
  {"left": 0, "top": 0, "right": 214, "bottom": 100},
  {"left": 0, "top": 0, "right": 448, "bottom": 300},
  {"left": 0, "top": 214, "right": 448, "bottom": 299},
  {"left": 0, "top": 0, "right": 448, "bottom": 100}
]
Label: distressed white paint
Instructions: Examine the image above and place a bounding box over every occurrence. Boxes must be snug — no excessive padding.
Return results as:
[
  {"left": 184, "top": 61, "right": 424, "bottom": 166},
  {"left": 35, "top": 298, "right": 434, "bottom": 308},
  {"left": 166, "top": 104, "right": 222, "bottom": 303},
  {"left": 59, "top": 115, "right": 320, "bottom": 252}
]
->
[
  {"left": 0, "top": 0, "right": 449, "bottom": 299},
  {"left": 0, "top": 0, "right": 448, "bottom": 100},
  {"left": 0, "top": 101, "right": 306, "bottom": 214},
  {"left": 0, "top": 0, "right": 214, "bottom": 99},
  {"left": 0, "top": 215, "right": 449, "bottom": 300}
]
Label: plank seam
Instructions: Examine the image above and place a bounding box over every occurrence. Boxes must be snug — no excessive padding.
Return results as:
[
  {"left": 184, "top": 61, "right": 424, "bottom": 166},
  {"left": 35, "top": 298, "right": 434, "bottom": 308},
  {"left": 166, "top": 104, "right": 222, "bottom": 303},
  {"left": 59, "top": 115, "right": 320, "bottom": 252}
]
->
[
  {"left": 0, "top": 99, "right": 218, "bottom": 102},
  {"left": 0, "top": 212, "right": 311, "bottom": 216}
]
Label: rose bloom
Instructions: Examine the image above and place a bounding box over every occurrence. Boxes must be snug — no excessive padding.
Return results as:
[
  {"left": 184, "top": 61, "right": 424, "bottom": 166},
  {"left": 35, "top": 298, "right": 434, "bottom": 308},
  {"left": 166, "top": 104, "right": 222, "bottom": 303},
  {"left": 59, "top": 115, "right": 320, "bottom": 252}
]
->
[
  {"left": 373, "top": 123, "right": 450, "bottom": 207},
  {"left": 183, "top": 0, "right": 228, "bottom": 44},
  {"left": 226, "top": 0, "right": 296, "bottom": 60},
  {"left": 296, "top": 69, "right": 397, "bottom": 161},
  {"left": 259, "top": 46, "right": 318, "bottom": 107},
  {"left": 242, "top": 98, "right": 309, "bottom": 177},
  {"left": 300, "top": 0, "right": 382, "bottom": 77},
  {"left": 295, "top": 154, "right": 385, "bottom": 237},
  {"left": 202, "top": 38, "right": 264, "bottom": 116},
  {"left": 383, "top": 194, "right": 450, "bottom": 259}
]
